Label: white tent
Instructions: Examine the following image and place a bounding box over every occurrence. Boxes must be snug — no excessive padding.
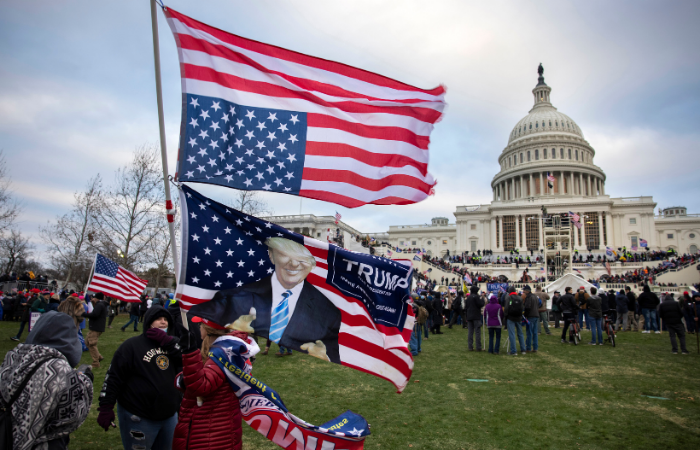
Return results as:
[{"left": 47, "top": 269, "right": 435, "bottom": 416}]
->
[{"left": 544, "top": 273, "right": 596, "bottom": 293}]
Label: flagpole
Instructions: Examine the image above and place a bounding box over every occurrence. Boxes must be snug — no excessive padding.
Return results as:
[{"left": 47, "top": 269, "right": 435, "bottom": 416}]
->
[{"left": 150, "top": 0, "right": 180, "bottom": 285}]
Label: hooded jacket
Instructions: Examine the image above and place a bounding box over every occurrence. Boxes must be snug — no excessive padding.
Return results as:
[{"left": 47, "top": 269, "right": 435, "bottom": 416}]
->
[
  {"left": 637, "top": 285, "right": 660, "bottom": 310},
  {"left": 523, "top": 292, "right": 539, "bottom": 318},
  {"left": 615, "top": 292, "right": 629, "bottom": 313},
  {"left": 83, "top": 297, "right": 109, "bottom": 332},
  {"left": 587, "top": 294, "right": 603, "bottom": 319},
  {"left": 559, "top": 292, "right": 578, "bottom": 314},
  {"left": 99, "top": 306, "right": 183, "bottom": 420},
  {"left": 658, "top": 295, "right": 684, "bottom": 326},
  {"left": 0, "top": 311, "right": 93, "bottom": 450},
  {"left": 484, "top": 296, "right": 504, "bottom": 327}
]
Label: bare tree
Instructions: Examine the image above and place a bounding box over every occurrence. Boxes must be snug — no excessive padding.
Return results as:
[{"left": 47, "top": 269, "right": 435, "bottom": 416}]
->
[
  {"left": 41, "top": 176, "right": 102, "bottom": 287},
  {"left": 0, "top": 150, "right": 21, "bottom": 234},
  {"left": 95, "top": 144, "right": 164, "bottom": 271},
  {"left": 0, "top": 229, "right": 33, "bottom": 274},
  {"left": 227, "top": 190, "right": 272, "bottom": 216},
  {"left": 146, "top": 211, "right": 179, "bottom": 290}
]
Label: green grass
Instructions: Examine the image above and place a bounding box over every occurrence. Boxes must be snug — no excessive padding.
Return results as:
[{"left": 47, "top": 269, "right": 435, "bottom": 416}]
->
[{"left": 2, "top": 316, "right": 700, "bottom": 449}]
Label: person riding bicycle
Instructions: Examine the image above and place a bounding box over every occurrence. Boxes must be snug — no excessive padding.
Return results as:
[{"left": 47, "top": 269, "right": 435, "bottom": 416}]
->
[{"left": 559, "top": 287, "right": 579, "bottom": 344}]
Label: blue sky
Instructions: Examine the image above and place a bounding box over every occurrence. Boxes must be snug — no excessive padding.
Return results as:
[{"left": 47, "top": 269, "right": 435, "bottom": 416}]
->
[{"left": 1, "top": 0, "right": 699, "bottom": 249}]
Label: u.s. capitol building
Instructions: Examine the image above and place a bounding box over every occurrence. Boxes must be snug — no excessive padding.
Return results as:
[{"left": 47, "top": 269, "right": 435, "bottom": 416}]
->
[{"left": 266, "top": 67, "right": 700, "bottom": 259}]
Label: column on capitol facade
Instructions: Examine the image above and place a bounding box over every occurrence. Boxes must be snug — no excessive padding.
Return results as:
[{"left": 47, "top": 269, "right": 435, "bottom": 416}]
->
[
  {"left": 515, "top": 214, "right": 520, "bottom": 249},
  {"left": 598, "top": 211, "right": 604, "bottom": 248},
  {"left": 570, "top": 172, "right": 575, "bottom": 195},
  {"left": 529, "top": 174, "right": 534, "bottom": 197},
  {"left": 539, "top": 172, "right": 544, "bottom": 196}
]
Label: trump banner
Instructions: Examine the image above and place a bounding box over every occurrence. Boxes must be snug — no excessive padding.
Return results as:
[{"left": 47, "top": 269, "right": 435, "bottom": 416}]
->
[{"left": 176, "top": 184, "right": 415, "bottom": 392}]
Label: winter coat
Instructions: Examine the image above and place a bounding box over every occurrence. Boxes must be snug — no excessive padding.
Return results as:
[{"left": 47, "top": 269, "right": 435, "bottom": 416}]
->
[
  {"left": 559, "top": 293, "right": 578, "bottom": 313},
  {"left": 535, "top": 291, "right": 550, "bottom": 312},
  {"left": 129, "top": 301, "right": 141, "bottom": 316},
  {"left": 83, "top": 299, "right": 108, "bottom": 332},
  {"left": 574, "top": 292, "right": 589, "bottom": 310},
  {"left": 615, "top": 293, "right": 629, "bottom": 314},
  {"left": 637, "top": 286, "right": 660, "bottom": 310},
  {"left": 587, "top": 295, "right": 603, "bottom": 319},
  {"left": 430, "top": 297, "right": 443, "bottom": 322},
  {"left": 626, "top": 291, "right": 637, "bottom": 312},
  {"left": 523, "top": 293, "right": 539, "bottom": 318},
  {"left": 484, "top": 297, "right": 504, "bottom": 328},
  {"left": 0, "top": 311, "right": 93, "bottom": 450},
  {"left": 173, "top": 349, "right": 243, "bottom": 450},
  {"left": 658, "top": 296, "right": 684, "bottom": 326},
  {"left": 464, "top": 287, "right": 485, "bottom": 321},
  {"left": 31, "top": 297, "right": 49, "bottom": 313},
  {"left": 99, "top": 306, "right": 183, "bottom": 420}
]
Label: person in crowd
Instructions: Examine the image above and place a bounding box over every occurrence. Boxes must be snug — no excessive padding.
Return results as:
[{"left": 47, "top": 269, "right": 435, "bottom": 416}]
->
[
  {"left": 680, "top": 291, "right": 695, "bottom": 334},
  {"left": 430, "top": 292, "right": 444, "bottom": 335},
  {"left": 574, "top": 287, "right": 590, "bottom": 330},
  {"left": 48, "top": 292, "right": 61, "bottom": 311},
  {"left": 173, "top": 314, "right": 249, "bottom": 450},
  {"left": 409, "top": 300, "right": 420, "bottom": 356},
  {"left": 560, "top": 287, "right": 578, "bottom": 343},
  {"left": 484, "top": 293, "right": 504, "bottom": 354},
  {"left": 551, "top": 291, "right": 562, "bottom": 328},
  {"left": 107, "top": 296, "right": 118, "bottom": 329},
  {"left": 615, "top": 289, "right": 629, "bottom": 332},
  {"left": 1, "top": 291, "right": 13, "bottom": 321},
  {"left": 599, "top": 289, "right": 610, "bottom": 313},
  {"left": 10, "top": 292, "right": 32, "bottom": 341},
  {"left": 139, "top": 294, "right": 149, "bottom": 322},
  {"left": 121, "top": 300, "right": 142, "bottom": 332},
  {"left": 82, "top": 292, "right": 109, "bottom": 369},
  {"left": 98, "top": 305, "right": 183, "bottom": 449},
  {"left": 522, "top": 286, "right": 540, "bottom": 353},
  {"left": 31, "top": 290, "right": 50, "bottom": 314},
  {"left": 535, "top": 286, "right": 551, "bottom": 335},
  {"left": 625, "top": 286, "right": 639, "bottom": 331},
  {"left": 423, "top": 294, "right": 432, "bottom": 339},
  {"left": 58, "top": 293, "right": 86, "bottom": 329},
  {"left": 464, "top": 285, "right": 484, "bottom": 350},
  {"left": 0, "top": 311, "right": 94, "bottom": 449},
  {"left": 448, "top": 290, "right": 463, "bottom": 329},
  {"left": 504, "top": 287, "right": 526, "bottom": 355},
  {"left": 587, "top": 287, "right": 603, "bottom": 345},
  {"left": 657, "top": 294, "right": 690, "bottom": 354},
  {"left": 637, "top": 285, "right": 660, "bottom": 333},
  {"left": 412, "top": 297, "right": 428, "bottom": 354}
]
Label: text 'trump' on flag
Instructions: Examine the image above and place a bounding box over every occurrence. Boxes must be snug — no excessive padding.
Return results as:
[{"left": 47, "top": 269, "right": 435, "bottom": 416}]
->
[
  {"left": 87, "top": 254, "right": 148, "bottom": 303},
  {"left": 164, "top": 7, "right": 446, "bottom": 208}
]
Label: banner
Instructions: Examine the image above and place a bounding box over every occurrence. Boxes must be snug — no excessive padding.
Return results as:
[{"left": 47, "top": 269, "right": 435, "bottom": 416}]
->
[
  {"left": 210, "top": 336, "right": 368, "bottom": 449},
  {"left": 176, "top": 184, "right": 414, "bottom": 391},
  {"left": 486, "top": 283, "right": 508, "bottom": 293}
]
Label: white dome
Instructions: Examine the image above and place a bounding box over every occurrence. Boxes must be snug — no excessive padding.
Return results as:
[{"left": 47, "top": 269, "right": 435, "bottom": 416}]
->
[{"left": 508, "top": 107, "right": 583, "bottom": 144}]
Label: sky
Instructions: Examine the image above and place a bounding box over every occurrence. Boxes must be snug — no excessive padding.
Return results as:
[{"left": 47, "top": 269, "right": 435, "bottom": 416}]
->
[{"left": 1, "top": 0, "right": 699, "bottom": 252}]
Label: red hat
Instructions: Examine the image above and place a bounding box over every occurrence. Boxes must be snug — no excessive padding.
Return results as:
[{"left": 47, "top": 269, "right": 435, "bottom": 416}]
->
[
  {"left": 579, "top": 286, "right": 585, "bottom": 290},
  {"left": 191, "top": 315, "right": 226, "bottom": 330},
  {"left": 683, "top": 291, "right": 689, "bottom": 295},
  {"left": 30, "top": 288, "right": 41, "bottom": 293}
]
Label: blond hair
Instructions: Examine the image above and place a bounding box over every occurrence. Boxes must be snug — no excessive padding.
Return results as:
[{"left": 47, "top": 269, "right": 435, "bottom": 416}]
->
[
  {"left": 200, "top": 324, "right": 229, "bottom": 362},
  {"left": 265, "top": 237, "right": 316, "bottom": 267}
]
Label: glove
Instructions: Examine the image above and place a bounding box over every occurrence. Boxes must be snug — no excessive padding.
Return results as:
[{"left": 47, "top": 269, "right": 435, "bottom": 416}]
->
[
  {"left": 96, "top": 404, "right": 115, "bottom": 431},
  {"left": 76, "top": 364, "right": 94, "bottom": 382},
  {"left": 177, "top": 323, "right": 200, "bottom": 354},
  {"left": 145, "top": 327, "right": 174, "bottom": 348}
]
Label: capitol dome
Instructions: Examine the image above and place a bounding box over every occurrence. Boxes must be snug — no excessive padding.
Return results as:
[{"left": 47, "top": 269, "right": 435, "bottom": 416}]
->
[{"left": 491, "top": 65, "right": 606, "bottom": 202}]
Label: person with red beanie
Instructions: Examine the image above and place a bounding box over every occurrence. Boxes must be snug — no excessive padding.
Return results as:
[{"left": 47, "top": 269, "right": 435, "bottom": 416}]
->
[{"left": 172, "top": 314, "right": 251, "bottom": 450}]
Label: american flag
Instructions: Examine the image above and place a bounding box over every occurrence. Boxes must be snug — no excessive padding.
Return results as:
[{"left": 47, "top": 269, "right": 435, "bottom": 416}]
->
[
  {"left": 547, "top": 172, "right": 555, "bottom": 188},
  {"left": 87, "top": 254, "right": 148, "bottom": 303},
  {"left": 640, "top": 239, "right": 648, "bottom": 248},
  {"left": 569, "top": 211, "right": 582, "bottom": 229},
  {"left": 175, "top": 184, "right": 414, "bottom": 391},
  {"left": 164, "top": 8, "right": 446, "bottom": 208},
  {"left": 463, "top": 273, "right": 472, "bottom": 284},
  {"left": 335, "top": 211, "right": 342, "bottom": 224}
]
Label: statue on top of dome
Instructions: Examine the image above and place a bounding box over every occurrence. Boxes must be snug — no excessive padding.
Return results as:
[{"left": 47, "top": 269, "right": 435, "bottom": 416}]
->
[{"left": 538, "top": 63, "right": 544, "bottom": 76}]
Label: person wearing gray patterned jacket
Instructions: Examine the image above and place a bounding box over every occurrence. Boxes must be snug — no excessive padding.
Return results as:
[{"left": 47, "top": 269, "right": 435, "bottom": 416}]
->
[{"left": 0, "top": 311, "right": 94, "bottom": 450}]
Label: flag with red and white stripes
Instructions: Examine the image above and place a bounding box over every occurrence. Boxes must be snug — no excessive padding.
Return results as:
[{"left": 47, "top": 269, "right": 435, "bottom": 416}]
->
[
  {"left": 164, "top": 7, "right": 445, "bottom": 208},
  {"left": 335, "top": 211, "right": 342, "bottom": 224},
  {"left": 175, "top": 185, "right": 414, "bottom": 391},
  {"left": 546, "top": 172, "right": 555, "bottom": 189},
  {"left": 87, "top": 254, "right": 148, "bottom": 303}
]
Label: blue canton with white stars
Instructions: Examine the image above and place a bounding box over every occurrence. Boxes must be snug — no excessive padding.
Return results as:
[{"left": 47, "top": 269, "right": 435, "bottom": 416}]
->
[
  {"left": 178, "top": 94, "right": 307, "bottom": 194},
  {"left": 95, "top": 254, "right": 120, "bottom": 277},
  {"left": 181, "top": 184, "right": 305, "bottom": 291}
]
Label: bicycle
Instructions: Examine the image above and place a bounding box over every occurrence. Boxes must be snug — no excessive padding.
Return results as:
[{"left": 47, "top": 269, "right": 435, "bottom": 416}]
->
[
  {"left": 564, "top": 314, "right": 581, "bottom": 345},
  {"left": 602, "top": 310, "right": 616, "bottom": 347}
]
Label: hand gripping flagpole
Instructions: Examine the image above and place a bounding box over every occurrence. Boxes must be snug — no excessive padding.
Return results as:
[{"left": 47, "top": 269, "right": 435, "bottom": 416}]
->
[{"left": 150, "top": 0, "right": 182, "bottom": 312}]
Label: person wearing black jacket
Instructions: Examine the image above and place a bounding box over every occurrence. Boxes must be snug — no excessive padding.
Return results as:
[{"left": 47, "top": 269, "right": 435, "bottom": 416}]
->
[
  {"left": 637, "top": 285, "right": 660, "bottom": 333},
  {"left": 139, "top": 294, "right": 148, "bottom": 322},
  {"left": 430, "top": 293, "right": 444, "bottom": 335},
  {"left": 658, "top": 294, "right": 689, "bottom": 354},
  {"left": 121, "top": 301, "right": 142, "bottom": 332},
  {"left": 625, "top": 287, "right": 639, "bottom": 332},
  {"left": 98, "top": 305, "right": 188, "bottom": 449},
  {"left": 560, "top": 287, "right": 578, "bottom": 343},
  {"left": 465, "top": 285, "right": 485, "bottom": 351},
  {"left": 83, "top": 292, "right": 109, "bottom": 369},
  {"left": 448, "top": 291, "right": 463, "bottom": 329}
]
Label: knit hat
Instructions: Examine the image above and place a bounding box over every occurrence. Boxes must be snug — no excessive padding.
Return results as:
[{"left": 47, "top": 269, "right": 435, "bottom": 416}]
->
[{"left": 94, "top": 292, "right": 105, "bottom": 300}]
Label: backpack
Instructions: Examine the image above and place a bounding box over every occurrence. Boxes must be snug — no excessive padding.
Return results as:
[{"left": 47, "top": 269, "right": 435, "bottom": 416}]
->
[
  {"left": 416, "top": 306, "right": 429, "bottom": 324},
  {"left": 508, "top": 297, "right": 523, "bottom": 318}
]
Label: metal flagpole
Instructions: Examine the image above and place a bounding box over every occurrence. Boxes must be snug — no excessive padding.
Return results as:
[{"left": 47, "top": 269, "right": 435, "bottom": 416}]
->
[
  {"left": 150, "top": 0, "right": 180, "bottom": 283},
  {"left": 150, "top": 1, "right": 187, "bottom": 329}
]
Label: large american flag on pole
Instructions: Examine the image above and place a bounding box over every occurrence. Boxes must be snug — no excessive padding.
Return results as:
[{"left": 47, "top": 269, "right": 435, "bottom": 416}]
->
[
  {"left": 164, "top": 7, "right": 446, "bottom": 208},
  {"left": 175, "top": 184, "right": 415, "bottom": 391},
  {"left": 87, "top": 254, "right": 148, "bottom": 303}
]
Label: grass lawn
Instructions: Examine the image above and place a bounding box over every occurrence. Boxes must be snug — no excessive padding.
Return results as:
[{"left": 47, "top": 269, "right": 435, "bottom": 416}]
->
[{"left": 2, "top": 315, "right": 700, "bottom": 449}]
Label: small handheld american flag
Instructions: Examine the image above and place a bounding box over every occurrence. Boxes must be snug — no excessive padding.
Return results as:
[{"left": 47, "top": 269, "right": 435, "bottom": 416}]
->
[
  {"left": 87, "top": 254, "right": 148, "bottom": 303},
  {"left": 335, "top": 211, "right": 342, "bottom": 224}
]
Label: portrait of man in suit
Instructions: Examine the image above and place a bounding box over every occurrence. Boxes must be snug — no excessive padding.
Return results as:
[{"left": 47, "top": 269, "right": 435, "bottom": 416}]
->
[{"left": 190, "top": 237, "right": 341, "bottom": 363}]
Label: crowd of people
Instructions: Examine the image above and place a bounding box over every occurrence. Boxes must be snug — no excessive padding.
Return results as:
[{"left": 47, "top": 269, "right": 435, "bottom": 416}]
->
[{"left": 409, "top": 282, "right": 700, "bottom": 357}]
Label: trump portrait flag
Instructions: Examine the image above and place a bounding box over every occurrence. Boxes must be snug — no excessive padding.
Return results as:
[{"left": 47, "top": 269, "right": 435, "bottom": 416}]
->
[
  {"left": 175, "top": 184, "right": 415, "bottom": 392},
  {"left": 164, "top": 7, "right": 446, "bottom": 208}
]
